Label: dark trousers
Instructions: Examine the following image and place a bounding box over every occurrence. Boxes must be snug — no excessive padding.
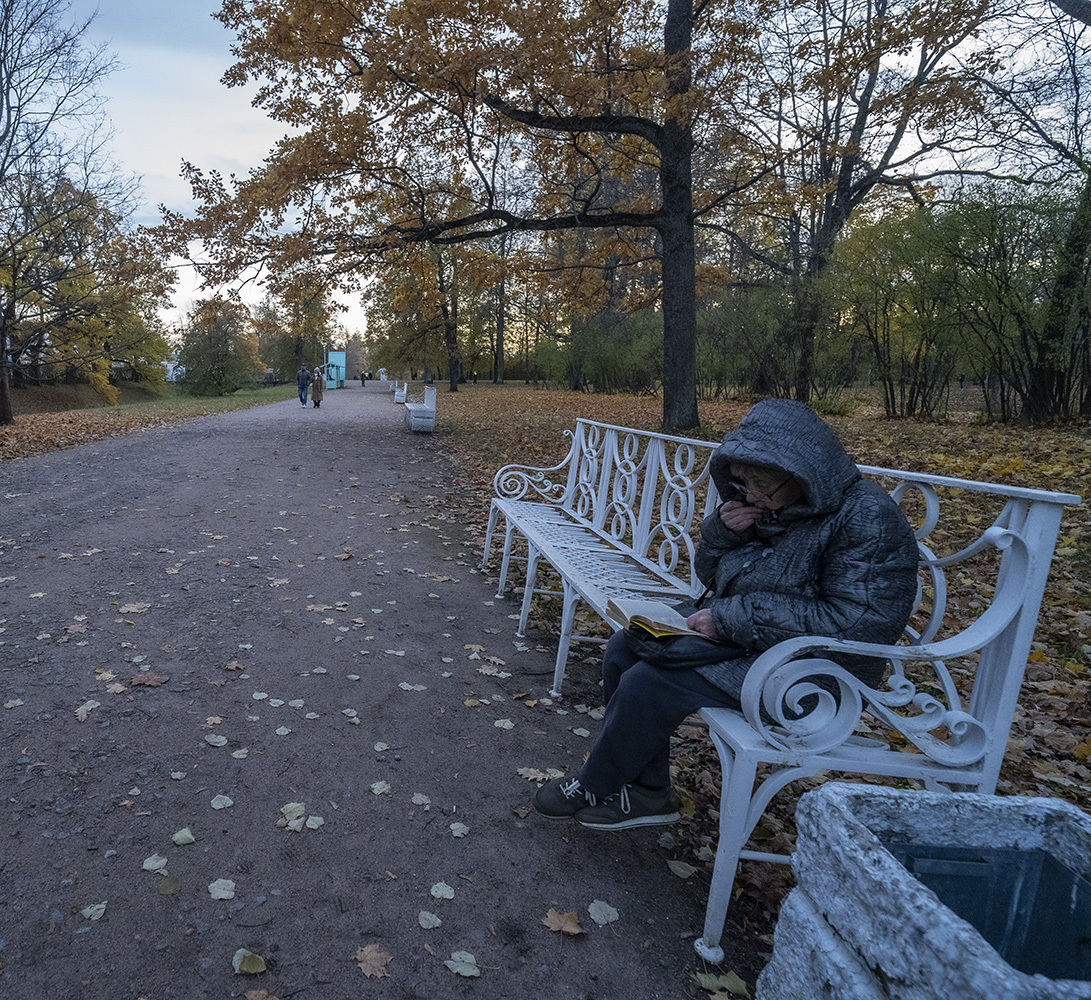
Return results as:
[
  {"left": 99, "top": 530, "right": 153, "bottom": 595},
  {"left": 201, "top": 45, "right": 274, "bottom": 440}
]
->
[{"left": 576, "top": 631, "right": 740, "bottom": 796}]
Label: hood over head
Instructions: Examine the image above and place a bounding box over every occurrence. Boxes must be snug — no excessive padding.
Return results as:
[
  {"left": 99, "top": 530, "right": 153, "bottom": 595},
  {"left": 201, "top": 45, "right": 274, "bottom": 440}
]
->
[{"left": 710, "top": 399, "right": 860, "bottom": 516}]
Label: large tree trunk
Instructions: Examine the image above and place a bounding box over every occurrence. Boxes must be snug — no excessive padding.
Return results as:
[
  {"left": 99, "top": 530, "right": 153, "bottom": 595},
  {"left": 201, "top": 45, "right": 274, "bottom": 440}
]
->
[
  {"left": 495, "top": 275, "right": 506, "bottom": 385},
  {"left": 494, "top": 233, "right": 506, "bottom": 384},
  {"left": 659, "top": 0, "right": 700, "bottom": 433},
  {"left": 436, "top": 256, "right": 461, "bottom": 392},
  {"left": 0, "top": 305, "right": 14, "bottom": 425}
]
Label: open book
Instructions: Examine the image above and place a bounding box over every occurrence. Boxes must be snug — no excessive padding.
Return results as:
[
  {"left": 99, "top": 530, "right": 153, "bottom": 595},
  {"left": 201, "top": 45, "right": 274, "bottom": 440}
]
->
[{"left": 604, "top": 597, "right": 706, "bottom": 638}]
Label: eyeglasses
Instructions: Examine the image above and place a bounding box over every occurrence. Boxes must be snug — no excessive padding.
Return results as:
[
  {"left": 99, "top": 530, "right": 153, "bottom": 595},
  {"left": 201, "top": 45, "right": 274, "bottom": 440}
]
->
[{"left": 729, "top": 475, "right": 794, "bottom": 505}]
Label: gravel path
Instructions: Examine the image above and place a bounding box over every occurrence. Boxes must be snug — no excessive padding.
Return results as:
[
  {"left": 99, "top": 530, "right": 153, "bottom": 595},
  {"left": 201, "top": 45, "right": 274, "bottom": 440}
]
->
[{"left": 0, "top": 382, "right": 748, "bottom": 999}]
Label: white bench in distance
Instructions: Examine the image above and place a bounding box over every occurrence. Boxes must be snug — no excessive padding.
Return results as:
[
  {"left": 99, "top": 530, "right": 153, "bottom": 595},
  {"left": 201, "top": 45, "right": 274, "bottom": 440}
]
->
[
  {"left": 480, "top": 417, "right": 1081, "bottom": 963},
  {"left": 393, "top": 381, "right": 407, "bottom": 404},
  {"left": 404, "top": 385, "right": 437, "bottom": 433}
]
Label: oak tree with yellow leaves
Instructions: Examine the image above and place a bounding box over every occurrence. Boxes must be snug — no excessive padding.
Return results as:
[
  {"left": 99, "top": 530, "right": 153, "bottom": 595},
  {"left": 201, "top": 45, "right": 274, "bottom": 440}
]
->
[{"left": 163, "top": 0, "right": 1039, "bottom": 425}]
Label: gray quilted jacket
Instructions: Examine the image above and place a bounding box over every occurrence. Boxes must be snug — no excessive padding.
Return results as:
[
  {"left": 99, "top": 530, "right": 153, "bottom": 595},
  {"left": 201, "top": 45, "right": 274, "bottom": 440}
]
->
[{"left": 692, "top": 400, "right": 918, "bottom": 700}]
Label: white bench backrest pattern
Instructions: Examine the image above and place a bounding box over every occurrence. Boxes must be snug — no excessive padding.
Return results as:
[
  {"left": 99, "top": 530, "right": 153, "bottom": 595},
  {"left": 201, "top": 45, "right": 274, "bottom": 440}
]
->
[{"left": 505, "top": 419, "right": 721, "bottom": 588}]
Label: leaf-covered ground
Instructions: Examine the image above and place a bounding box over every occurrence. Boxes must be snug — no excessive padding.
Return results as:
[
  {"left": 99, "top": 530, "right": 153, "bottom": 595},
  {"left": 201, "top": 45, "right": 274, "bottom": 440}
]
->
[{"left": 0, "top": 385, "right": 297, "bottom": 462}]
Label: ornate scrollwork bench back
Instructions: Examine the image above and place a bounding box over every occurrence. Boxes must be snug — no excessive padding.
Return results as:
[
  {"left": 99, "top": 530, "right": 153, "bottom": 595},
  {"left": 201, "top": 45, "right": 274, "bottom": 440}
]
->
[{"left": 481, "top": 419, "right": 722, "bottom": 694}]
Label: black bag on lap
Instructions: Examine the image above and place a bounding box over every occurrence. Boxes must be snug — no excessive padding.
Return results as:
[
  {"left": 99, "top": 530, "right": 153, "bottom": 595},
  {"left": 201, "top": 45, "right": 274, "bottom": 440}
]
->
[{"left": 622, "top": 627, "right": 744, "bottom": 669}]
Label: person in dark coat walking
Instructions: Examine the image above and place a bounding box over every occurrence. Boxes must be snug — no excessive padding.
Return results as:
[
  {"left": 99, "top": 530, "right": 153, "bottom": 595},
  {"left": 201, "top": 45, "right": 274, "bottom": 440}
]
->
[
  {"left": 535, "top": 399, "right": 919, "bottom": 829},
  {"left": 296, "top": 366, "right": 312, "bottom": 407}
]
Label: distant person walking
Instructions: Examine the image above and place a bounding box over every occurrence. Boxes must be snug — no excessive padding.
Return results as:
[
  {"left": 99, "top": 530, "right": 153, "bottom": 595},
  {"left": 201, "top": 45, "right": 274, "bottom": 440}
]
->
[
  {"left": 311, "top": 367, "right": 325, "bottom": 409},
  {"left": 296, "top": 366, "right": 312, "bottom": 407}
]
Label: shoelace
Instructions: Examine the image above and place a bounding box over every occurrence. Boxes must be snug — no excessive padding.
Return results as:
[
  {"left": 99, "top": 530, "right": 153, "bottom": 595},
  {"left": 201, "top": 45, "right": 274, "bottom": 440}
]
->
[
  {"left": 560, "top": 777, "right": 596, "bottom": 807},
  {"left": 598, "top": 785, "right": 633, "bottom": 814}
]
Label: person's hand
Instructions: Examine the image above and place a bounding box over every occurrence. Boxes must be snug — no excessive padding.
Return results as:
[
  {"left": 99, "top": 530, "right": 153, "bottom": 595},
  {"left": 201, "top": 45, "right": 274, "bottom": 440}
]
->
[
  {"left": 719, "top": 500, "right": 764, "bottom": 533},
  {"left": 686, "top": 608, "right": 719, "bottom": 637}
]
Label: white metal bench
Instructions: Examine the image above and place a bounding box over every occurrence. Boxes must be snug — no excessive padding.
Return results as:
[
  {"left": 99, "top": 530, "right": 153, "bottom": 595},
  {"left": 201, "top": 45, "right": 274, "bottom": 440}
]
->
[
  {"left": 404, "top": 385, "right": 437, "bottom": 433},
  {"left": 393, "top": 381, "right": 407, "bottom": 404},
  {"left": 481, "top": 419, "right": 1081, "bottom": 962},
  {"left": 481, "top": 419, "right": 720, "bottom": 696}
]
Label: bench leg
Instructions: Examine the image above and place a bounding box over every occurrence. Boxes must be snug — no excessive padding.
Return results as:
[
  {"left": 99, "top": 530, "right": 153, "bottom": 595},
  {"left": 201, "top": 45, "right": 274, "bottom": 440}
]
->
[
  {"left": 549, "top": 579, "right": 581, "bottom": 698},
  {"left": 695, "top": 731, "right": 817, "bottom": 962},
  {"left": 481, "top": 501, "right": 501, "bottom": 570},
  {"left": 516, "top": 544, "right": 541, "bottom": 637},
  {"left": 495, "top": 521, "right": 519, "bottom": 598}
]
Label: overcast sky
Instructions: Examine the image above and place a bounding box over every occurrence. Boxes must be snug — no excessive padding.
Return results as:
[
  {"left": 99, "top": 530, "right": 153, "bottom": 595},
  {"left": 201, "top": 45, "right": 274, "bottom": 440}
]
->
[{"left": 67, "top": 1, "right": 366, "bottom": 331}]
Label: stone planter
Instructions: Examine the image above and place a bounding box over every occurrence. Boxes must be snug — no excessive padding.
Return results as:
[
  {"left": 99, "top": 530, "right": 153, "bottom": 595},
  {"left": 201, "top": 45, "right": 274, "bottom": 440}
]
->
[{"left": 756, "top": 783, "right": 1091, "bottom": 1000}]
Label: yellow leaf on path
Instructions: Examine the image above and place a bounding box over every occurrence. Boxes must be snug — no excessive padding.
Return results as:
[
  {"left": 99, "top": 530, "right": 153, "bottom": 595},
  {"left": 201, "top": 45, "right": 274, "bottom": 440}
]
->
[
  {"left": 232, "top": 949, "right": 266, "bottom": 975},
  {"left": 588, "top": 899, "right": 619, "bottom": 926},
  {"left": 209, "top": 878, "right": 236, "bottom": 900},
  {"left": 142, "top": 853, "right": 169, "bottom": 875},
  {"left": 81, "top": 901, "right": 107, "bottom": 920},
  {"left": 667, "top": 859, "right": 697, "bottom": 879},
  {"left": 444, "top": 951, "right": 481, "bottom": 977},
  {"left": 542, "top": 908, "right": 585, "bottom": 935},
  {"left": 75, "top": 699, "right": 100, "bottom": 722},
  {"left": 355, "top": 943, "right": 392, "bottom": 978},
  {"left": 119, "top": 602, "right": 151, "bottom": 613},
  {"left": 517, "top": 767, "right": 551, "bottom": 781},
  {"left": 695, "top": 970, "right": 751, "bottom": 997}
]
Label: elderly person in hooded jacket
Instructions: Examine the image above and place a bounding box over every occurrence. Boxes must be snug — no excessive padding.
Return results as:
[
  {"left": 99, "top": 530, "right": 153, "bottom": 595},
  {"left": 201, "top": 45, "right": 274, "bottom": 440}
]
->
[{"left": 534, "top": 399, "right": 919, "bottom": 829}]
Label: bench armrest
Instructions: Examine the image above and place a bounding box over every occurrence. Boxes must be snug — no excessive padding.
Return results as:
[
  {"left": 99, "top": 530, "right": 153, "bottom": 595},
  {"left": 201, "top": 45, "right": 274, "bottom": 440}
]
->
[
  {"left": 736, "top": 526, "right": 1031, "bottom": 767},
  {"left": 492, "top": 431, "right": 578, "bottom": 504}
]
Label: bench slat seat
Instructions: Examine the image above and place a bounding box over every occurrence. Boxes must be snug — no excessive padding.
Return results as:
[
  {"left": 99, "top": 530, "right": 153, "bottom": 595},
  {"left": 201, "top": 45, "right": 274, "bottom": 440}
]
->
[
  {"left": 493, "top": 496, "right": 698, "bottom": 690},
  {"left": 483, "top": 420, "right": 720, "bottom": 694}
]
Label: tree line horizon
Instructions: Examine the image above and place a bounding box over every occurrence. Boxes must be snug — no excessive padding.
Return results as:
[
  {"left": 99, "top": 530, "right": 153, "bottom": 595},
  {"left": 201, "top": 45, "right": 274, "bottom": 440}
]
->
[{"left": 3, "top": 0, "right": 1091, "bottom": 428}]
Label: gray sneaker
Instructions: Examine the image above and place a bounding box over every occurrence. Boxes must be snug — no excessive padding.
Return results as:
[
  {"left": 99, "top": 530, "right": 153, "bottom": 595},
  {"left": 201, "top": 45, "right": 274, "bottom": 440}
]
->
[
  {"left": 534, "top": 776, "right": 598, "bottom": 819},
  {"left": 575, "top": 784, "right": 680, "bottom": 830}
]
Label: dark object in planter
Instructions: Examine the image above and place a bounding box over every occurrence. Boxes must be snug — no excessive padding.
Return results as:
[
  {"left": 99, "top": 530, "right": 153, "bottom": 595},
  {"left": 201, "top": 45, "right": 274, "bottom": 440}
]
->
[{"left": 885, "top": 842, "right": 1091, "bottom": 981}]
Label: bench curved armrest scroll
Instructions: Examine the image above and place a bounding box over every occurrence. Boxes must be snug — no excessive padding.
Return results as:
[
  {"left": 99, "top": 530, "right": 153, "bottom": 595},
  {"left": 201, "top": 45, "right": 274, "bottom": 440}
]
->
[
  {"left": 736, "top": 528, "right": 1030, "bottom": 767},
  {"left": 492, "top": 431, "right": 578, "bottom": 503}
]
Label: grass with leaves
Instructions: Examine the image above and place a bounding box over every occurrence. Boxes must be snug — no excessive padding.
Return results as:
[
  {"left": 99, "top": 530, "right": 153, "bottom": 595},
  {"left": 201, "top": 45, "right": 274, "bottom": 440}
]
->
[
  {"left": 437, "top": 385, "right": 1091, "bottom": 784},
  {"left": 0, "top": 384, "right": 297, "bottom": 461}
]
